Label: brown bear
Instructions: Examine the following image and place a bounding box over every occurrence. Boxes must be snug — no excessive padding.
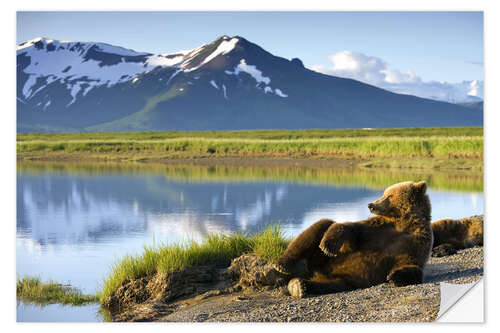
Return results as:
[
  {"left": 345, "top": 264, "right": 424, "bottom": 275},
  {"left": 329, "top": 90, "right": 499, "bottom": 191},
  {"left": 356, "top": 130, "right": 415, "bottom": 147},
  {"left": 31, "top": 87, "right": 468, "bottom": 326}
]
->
[
  {"left": 274, "top": 181, "right": 433, "bottom": 298},
  {"left": 431, "top": 215, "right": 483, "bottom": 257}
]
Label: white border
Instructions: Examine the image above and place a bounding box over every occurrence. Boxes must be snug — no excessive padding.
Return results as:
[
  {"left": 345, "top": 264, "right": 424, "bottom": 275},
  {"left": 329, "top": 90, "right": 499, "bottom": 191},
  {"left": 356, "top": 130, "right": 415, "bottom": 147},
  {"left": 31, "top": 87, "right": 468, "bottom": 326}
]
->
[{"left": 4, "top": 1, "right": 498, "bottom": 332}]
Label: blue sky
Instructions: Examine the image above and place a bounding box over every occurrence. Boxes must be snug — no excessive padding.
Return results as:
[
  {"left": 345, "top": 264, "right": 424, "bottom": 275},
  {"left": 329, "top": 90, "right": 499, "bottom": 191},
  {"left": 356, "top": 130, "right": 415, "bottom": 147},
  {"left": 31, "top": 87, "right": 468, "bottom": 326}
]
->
[{"left": 17, "top": 11, "right": 483, "bottom": 100}]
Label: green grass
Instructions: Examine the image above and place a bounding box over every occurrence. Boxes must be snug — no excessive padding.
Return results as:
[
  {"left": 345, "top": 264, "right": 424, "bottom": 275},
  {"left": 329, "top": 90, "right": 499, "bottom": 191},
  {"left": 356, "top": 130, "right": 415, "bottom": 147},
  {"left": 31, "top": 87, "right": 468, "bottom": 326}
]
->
[
  {"left": 252, "top": 225, "right": 290, "bottom": 261},
  {"left": 17, "top": 135, "right": 483, "bottom": 158},
  {"left": 17, "top": 128, "right": 483, "bottom": 171},
  {"left": 17, "top": 127, "right": 483, "bottom": 142},
  {"left": 17, "top": 276, "right": 98, "bottom": 306},
  {"left": 17, "top": 226, "right": 289, "bottom": 307},
  {"left": 98, "top": 225, "right": 290, "bottom": 304}
]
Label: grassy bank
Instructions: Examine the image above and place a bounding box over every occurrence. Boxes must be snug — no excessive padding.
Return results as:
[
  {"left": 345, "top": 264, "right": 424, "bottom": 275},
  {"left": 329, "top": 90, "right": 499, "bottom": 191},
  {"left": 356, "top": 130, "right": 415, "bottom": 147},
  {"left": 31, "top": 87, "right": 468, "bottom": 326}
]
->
[
  {"left": 17, "top": 127, "right": 483, "bottom": 141},
  {"left": 16, "top": 226, "right": 289, "bottom": 308},
  {"left": 17, "top": 127, "right": 483, "bottom": 170},
  {"left": 17, "top": 276, "right": 98, "bottom": 306},
  {"left": 98, "top": 225, "right": 290, "bottom": 304}
]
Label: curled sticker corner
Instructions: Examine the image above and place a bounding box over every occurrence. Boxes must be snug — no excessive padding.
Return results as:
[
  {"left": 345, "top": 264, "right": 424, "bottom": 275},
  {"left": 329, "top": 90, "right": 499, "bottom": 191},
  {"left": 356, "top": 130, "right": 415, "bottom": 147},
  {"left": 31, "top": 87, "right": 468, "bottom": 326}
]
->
[{"left": 436, "top": 278, "right": 483, "bottom": 322}]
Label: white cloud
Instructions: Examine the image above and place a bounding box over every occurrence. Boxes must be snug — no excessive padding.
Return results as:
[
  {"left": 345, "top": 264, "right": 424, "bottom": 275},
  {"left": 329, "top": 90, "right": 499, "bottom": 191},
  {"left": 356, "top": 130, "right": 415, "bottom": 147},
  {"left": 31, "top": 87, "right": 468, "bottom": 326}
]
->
[
  {"left": 311, "top": 51, "right": 483, "bottom": 103},
  {"left": 322, "top": 51, "right": 388, "bottom": 85},
  {"left": 468, "top": 80, "right": 482, "bottom": 97}
]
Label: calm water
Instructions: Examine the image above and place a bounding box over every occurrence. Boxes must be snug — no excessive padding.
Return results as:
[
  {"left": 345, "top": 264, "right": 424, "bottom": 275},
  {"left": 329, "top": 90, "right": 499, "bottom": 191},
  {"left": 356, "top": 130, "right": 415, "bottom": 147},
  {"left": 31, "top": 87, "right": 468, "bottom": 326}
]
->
[{"left": 16, "top": 162, "right": 484, "bottom": 322}]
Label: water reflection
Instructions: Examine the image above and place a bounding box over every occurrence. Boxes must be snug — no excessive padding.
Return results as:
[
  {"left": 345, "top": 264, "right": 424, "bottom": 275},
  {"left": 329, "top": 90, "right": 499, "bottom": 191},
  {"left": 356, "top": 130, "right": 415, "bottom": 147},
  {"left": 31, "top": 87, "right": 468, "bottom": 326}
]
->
[
  {"left": 17, "top": 302, "right": 103, "bottom": 322},
  {"left": 16, "top": 161, "right": 483, "bottom": 321},
  {"left": 18, "top": 172, "right": 377, "bottom": 244}
]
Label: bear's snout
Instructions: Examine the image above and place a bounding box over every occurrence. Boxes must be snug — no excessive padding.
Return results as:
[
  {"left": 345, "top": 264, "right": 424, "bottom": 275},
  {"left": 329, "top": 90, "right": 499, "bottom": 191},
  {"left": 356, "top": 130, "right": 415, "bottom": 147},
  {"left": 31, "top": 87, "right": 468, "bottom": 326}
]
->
[{"left": 368, "top": 203, "right": 374, "bottom": 210}]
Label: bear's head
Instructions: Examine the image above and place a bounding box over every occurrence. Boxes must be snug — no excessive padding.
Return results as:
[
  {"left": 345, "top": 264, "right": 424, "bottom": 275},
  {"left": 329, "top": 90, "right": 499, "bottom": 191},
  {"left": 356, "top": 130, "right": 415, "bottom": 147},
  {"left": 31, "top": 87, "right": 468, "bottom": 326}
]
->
[{"left": 368, "top": 181, "right": 430, "bottom": 218}]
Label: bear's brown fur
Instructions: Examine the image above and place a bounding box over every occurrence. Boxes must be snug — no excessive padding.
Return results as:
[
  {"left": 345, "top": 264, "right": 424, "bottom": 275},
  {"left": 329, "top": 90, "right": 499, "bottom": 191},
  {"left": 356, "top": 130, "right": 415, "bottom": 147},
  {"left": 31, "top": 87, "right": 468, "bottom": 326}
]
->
[
  {"left": 275, "top": 181, "right": 433, "bottom": 298},
  {"left": 431, "top": 215, "right": 483, "bottom": 256}
]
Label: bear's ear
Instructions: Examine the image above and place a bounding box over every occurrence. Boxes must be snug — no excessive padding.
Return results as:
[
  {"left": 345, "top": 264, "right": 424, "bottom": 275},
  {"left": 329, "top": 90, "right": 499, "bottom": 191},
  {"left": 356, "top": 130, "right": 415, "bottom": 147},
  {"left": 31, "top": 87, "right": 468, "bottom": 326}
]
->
[{"left": 414, "top": 181, "right": 427, "bottom": 194}]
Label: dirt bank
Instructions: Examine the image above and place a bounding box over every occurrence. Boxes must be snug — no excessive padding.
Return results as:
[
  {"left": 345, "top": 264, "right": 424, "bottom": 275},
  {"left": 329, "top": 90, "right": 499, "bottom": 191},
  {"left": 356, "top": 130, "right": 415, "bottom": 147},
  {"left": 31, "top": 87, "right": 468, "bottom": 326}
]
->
[{"left": 107, "top": 246, "right": 483, "bottom": 322}]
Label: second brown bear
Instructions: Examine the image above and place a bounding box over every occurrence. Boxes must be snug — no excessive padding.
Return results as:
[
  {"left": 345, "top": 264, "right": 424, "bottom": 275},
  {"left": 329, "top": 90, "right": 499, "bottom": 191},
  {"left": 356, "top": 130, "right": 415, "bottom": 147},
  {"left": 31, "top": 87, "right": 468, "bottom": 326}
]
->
[{"left": 431, "top": 215, "right": 483, "bottom": 257}]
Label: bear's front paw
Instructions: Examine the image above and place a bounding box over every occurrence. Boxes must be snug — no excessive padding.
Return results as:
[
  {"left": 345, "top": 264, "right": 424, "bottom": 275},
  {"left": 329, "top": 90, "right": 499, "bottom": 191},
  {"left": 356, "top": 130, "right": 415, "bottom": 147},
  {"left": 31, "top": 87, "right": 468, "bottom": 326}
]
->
[
  {"left": 287, "top": 278, "right": 307, "bottom": 298},
  {"left": 387, "top": 265, "right": 423, "bottom": 287},
  {"left": 319, "top": 224, "right": 347, "bottom": 257}
]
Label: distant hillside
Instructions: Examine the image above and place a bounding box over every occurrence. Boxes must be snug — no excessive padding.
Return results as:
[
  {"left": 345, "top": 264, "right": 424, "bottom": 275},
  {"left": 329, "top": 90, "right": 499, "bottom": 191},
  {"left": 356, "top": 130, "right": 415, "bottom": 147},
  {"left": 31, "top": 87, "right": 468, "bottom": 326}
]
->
[{"left": 458, "top": 101, "right": 483, "bottom": 111}]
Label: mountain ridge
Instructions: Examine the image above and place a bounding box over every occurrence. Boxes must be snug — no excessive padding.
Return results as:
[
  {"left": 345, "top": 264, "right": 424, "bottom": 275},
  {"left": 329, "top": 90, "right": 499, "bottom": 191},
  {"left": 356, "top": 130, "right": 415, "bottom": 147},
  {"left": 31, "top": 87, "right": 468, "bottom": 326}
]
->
[{"left": 17, "top": 35, "right": 483, "bottom": 132}]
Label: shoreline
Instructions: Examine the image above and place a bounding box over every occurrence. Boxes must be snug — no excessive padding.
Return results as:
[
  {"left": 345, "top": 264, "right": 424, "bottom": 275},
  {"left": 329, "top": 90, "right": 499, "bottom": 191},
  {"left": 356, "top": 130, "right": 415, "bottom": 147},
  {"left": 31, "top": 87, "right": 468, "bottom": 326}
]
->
[
  {"left": 111, "top": 247, "right": 483, "bottom": 322},
  {"left": 17, "top": 154, "right": 482, "bottom": 171},
  {"left": 18, "top": 154, "right": 359, "bottom": 168}
]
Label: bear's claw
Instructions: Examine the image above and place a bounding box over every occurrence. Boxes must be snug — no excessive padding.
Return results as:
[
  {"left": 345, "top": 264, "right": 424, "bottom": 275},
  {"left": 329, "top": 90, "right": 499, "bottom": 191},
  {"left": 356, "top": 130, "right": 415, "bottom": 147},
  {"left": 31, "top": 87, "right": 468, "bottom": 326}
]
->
[{"left": 288, "top": 278, "right": 307, "bottom": 298}]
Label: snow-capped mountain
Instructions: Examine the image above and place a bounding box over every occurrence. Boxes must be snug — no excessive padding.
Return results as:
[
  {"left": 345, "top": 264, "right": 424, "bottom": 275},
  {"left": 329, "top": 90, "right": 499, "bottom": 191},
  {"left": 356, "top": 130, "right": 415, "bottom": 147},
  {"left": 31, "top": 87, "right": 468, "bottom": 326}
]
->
[{"left": 17, "top": 36, "right": 482, "bottom": 132}]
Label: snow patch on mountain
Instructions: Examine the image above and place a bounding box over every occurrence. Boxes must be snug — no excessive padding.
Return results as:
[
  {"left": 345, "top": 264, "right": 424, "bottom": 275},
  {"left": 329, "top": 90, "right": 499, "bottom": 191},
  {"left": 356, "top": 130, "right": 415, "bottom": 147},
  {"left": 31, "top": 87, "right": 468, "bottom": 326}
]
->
[
  {"left": 166, "top": 70, "right": 181, "bottom": 86},
  {"left": 202, "top": 38, "right": 239, "bottom": 66},
  {"left": 22, "top": 75, "right": 38, "bottom": 98},
  {"left": 210, "top": 80, "right": 219, "bottom": 89},
  {"left": 178, "top": 38, "right": 239, "bottom": 73},
  {"left": 225, "top": 59, "right": 288, "bottom": 98},
  {"left": 82, "top": 85, "right": 93, "bottom": 96},
  {"left": 222, "top": 84, "right": 228, "bottom": 100},
  {"left": 28, "top": 76, "right": 56, "bottom": 98},
  {"left": 179, "top": 45, "right": 208, "bottom": 72},
  {"left": 226, "top": 59, "right": 271, "bottom": 85},
  {"left": 274, "top": 89, "right": 288, "bottom": 98},
  {"left": 17, "top": 37, "right": 44, "bottom": 51},
  {"left": 145, "top": 54, "right": 184, "bottom": 67},
  {"left": 67, "top": 83, "right": 85, "bottom": 106}
]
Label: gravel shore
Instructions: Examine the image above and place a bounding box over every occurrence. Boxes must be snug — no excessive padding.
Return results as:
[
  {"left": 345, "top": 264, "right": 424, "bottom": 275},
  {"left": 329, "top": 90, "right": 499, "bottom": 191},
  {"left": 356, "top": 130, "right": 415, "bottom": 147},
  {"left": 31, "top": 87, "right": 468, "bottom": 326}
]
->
[{"left": 155, "top": 247, "right": 483, "bottom": 322}]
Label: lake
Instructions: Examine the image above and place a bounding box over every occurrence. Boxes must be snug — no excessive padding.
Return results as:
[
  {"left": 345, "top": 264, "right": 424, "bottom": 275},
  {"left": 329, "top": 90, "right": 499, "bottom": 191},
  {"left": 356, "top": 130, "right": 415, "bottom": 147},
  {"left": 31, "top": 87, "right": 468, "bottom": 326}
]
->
[{"left": 16, "top": 161, "right": 484, "bottom": 322}]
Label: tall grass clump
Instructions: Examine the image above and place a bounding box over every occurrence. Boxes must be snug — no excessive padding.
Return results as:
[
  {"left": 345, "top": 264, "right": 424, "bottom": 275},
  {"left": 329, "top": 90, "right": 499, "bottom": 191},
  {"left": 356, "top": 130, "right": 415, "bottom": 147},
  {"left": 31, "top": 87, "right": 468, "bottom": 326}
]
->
[
  {"left": 17, "top": 276, "right": 98, "bottom": 306},
  {"left": 98, "top": 225, "right": 290, "bottom": 303},
  {"left": 251, "top": 224, "right": 290, "bottom": 261}
]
